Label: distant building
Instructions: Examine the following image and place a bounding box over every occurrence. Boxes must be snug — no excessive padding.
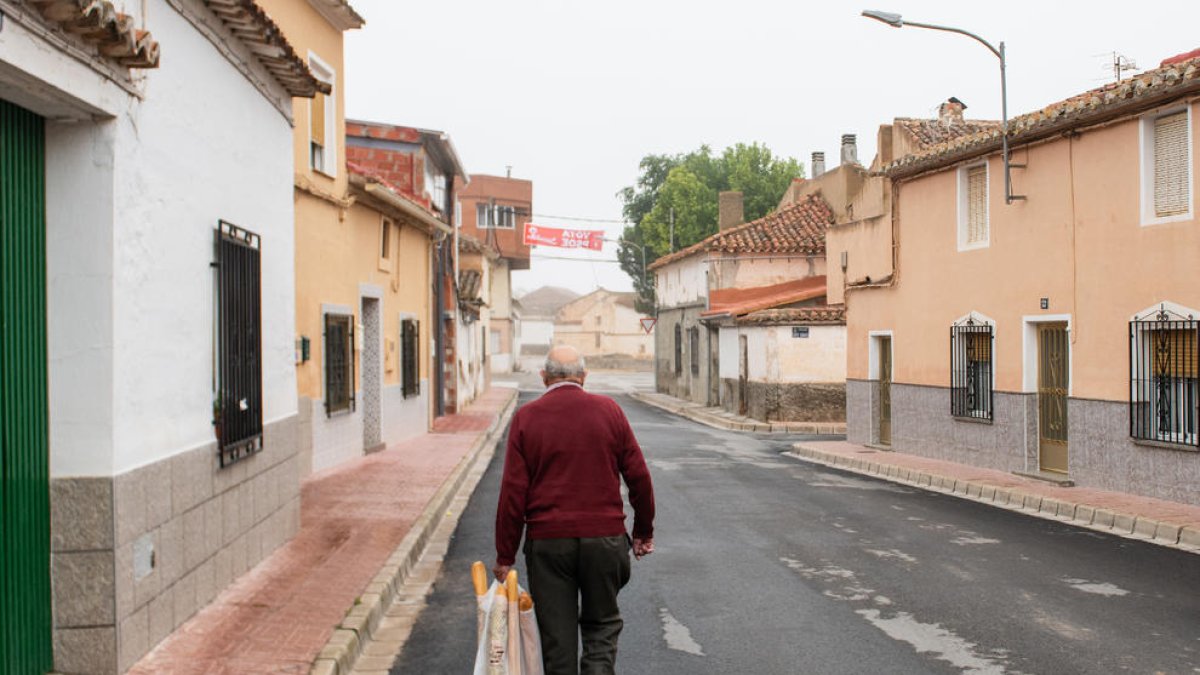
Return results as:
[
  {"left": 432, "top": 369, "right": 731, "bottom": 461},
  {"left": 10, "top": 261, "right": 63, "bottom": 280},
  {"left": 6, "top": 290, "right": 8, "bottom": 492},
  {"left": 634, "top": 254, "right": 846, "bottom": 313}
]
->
[
  {"left": 554, "top": 289, "right": 653, "bottom": 364},
  {"left": 517, "top": 286, "right": 581, "bottom": 356},
  {"left": 457, "top": 174, "right": 533, "bottom": 374}
]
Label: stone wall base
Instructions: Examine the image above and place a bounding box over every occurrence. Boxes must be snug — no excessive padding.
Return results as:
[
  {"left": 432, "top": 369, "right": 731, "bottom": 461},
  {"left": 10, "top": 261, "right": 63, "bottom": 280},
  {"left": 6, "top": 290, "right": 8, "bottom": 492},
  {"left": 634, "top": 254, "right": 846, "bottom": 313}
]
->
[
  {"left": 50, "top": 414, "right": 301, "bottom": 674},
  {"left": 721, "top": 380, "right": 845, "bottom": 423}
]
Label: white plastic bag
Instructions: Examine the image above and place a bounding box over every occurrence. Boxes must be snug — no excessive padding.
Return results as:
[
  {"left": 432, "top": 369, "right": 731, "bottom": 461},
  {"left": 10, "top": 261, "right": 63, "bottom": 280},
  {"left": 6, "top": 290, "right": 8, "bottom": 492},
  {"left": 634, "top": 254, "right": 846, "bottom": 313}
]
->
[{"left": 473, "top": 579, "right": 543, "bottom": 675}]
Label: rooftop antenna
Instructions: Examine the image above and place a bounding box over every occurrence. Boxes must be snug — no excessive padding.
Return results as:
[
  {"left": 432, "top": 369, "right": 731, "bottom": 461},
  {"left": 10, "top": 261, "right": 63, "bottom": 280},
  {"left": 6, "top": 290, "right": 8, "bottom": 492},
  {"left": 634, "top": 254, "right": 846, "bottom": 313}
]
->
[{"left": 1108, "top": 51, "right": 1138, "bottom": 82}]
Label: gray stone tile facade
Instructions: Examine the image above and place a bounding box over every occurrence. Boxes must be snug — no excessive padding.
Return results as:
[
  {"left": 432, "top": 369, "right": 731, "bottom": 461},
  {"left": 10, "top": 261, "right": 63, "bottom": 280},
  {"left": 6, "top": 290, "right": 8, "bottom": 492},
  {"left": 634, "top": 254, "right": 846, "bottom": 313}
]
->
[
  {"left": 50, "top": 413, "right": 301, "bottom": 674},
  {"left": 847, "top": 381, "right": 1199, "bottom": 506},
  {"left": 654, "top": 305, "right": 715, "bottom": 405}
]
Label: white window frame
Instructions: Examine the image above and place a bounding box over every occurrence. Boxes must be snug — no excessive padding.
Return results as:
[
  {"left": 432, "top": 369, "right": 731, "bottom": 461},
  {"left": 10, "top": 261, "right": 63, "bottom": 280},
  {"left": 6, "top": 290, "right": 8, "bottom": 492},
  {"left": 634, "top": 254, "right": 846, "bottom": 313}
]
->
[
  {"left": 476, "top": 203, "right": 491, "bottom": 229},
  {"left": 956, "top": 160, "right": 990, "bottom": 251},
  {"left": 308, "top": 52, "right": 337, "bottom": 178},
  {"left": 1139, "top": 104, "right": 1194, "bottom": 227}
]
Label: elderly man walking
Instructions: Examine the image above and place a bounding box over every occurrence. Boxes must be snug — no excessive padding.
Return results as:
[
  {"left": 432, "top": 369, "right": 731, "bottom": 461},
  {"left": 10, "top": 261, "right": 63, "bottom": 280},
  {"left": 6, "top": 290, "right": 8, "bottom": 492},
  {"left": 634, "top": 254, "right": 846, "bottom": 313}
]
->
[{"left": 494, "top": 345, "right": 656, "bottom": 675}]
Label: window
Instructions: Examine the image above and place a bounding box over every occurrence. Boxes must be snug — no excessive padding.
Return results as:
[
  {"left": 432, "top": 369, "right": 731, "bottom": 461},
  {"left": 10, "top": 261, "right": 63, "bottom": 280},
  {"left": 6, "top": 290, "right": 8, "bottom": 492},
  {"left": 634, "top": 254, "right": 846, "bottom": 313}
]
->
[
  {"left": 1141, "top": 108, "right": 1192, "bottom": 224},
  {"left": 950, "top": 322, "right": 993, "bottom": 420},
  {"left": 401, "top": 318, "right": 420, "bottom": 399},
  {"left": 957, "top": 162, "right": 989, "bottom": 250},
  {"left": 214, "top": 221, "right": 263, "bottom": 467},
  {"left": 476, "top": 204, "right": 516, "bottom": 229},
  {"left": 674, "top": 324, "right": 682, "bottom": 374},
  {"left": 424, "top": 157, "right": 445, "bottom": 209},
  {"left": 325, "top": 313, "right": 355, "bottom": 415},
  {"left": 689, "top": 327, "right": 700, "bottom": 376},
  {"left": 1130, "top": 311, "right": 1197, "bottom": 446},
  {"left": 379, "top": 216, "right": 393, "bottom": 272},
  {"left": 308, "top": 54, "right": 336, "bottom": 176}
]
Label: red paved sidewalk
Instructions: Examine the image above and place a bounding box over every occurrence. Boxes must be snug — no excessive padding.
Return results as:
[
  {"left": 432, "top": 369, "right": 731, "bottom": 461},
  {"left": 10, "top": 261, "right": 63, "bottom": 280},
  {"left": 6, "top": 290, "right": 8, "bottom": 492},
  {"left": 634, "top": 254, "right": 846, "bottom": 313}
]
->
[
  {"left": 130, "top": 388, "right": 517, "bottom": 675},
  {"left": 792, "top": 440, "right": 1200, "bottom": 552}
]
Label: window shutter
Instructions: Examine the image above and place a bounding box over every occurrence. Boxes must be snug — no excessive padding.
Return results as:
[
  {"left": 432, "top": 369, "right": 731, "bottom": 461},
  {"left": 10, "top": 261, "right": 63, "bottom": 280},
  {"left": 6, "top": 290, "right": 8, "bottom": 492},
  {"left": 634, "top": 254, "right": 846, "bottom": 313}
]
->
[
  {"left": 967, "top": 165, "right": 988, "bottom": 244},
  {"left": 1156, "top": 328, "right": 1198, "bottom": 378},
  {"left": 311, "top": 92, "right": 327, "bottom": 147},
  {"left": 1154, "top": 112, "right": 1189, "bottom": 217}
]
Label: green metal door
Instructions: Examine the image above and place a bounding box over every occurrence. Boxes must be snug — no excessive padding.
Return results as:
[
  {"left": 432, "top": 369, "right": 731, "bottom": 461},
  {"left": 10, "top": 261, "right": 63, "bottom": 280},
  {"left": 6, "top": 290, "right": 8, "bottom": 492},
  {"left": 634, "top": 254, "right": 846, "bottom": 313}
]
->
[{"left": 0, "top": 98, "right": 53, "bottom": 674}]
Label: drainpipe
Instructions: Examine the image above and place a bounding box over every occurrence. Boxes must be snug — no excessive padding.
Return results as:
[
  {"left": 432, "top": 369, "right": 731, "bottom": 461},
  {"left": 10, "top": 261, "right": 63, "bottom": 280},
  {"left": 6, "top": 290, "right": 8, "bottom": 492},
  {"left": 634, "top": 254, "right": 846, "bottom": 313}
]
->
[{"left": 433, "top": 240, "right": 446, "bottom": 417}]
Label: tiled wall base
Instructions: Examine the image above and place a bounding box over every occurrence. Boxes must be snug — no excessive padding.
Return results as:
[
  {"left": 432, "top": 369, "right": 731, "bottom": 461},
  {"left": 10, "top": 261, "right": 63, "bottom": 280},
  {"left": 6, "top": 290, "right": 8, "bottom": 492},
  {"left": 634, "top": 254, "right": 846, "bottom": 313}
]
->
[
  {"left": 845, "top": 380, "right": 1200, "bottom": 506},
  {"left": 381, "top": 381, "right": 429, "bottom": 448},
  {"left": 50, "top": 414, "right": 301, "bottom": 674}
]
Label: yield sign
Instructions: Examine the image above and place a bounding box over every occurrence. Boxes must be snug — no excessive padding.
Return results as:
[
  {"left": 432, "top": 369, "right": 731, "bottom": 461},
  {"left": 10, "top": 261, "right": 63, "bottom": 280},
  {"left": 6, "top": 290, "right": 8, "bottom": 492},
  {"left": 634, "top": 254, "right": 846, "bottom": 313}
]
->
[{"left": 639, "top": 317, "right": 657, "bottom": 334}]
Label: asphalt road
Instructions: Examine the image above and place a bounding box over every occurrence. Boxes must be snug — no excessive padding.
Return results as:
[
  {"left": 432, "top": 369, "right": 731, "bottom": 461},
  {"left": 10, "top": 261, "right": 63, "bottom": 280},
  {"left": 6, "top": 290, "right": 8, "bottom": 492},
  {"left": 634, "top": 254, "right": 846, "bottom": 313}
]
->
[{"left": 391, "top": 392, "right": 1200, "bottom": 674}]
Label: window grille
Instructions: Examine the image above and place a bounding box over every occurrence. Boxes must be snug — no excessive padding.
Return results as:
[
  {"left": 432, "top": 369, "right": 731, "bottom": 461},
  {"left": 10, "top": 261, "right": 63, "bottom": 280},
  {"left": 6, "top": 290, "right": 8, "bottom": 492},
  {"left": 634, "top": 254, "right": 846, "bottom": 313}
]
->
[
  {"left": 401, "top": 318, "right": 420, "bottom": 399},
  {"left": 325, "top": 313, "right": 355, "bottom": 415},
  {"left": 1154, "top": 111, "right": 1189, "bottom": 218},
  {"left": 950, "top": 322, "right": 993, "bottom": 420},
  {"left": 214, "top": 221, "right": 263, "bottom": 467},
  {"left": 966, "top": 165, "right": 988, "bottom": 245},
  {"left": 1130, "top": 310, "right": 1198, "bottom": 446},
  {"left": 689, "top": 327, "right": 700, "bottom": 376},
  {"left": 674, "top": 324, "right": 682, "bottom": 374}
]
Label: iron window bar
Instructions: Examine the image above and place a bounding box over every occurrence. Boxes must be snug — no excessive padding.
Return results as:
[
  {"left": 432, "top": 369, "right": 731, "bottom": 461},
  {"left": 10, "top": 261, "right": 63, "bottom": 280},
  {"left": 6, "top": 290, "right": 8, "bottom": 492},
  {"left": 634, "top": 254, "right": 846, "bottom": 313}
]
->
[
  {"left": 950, "top": 320, "right": 994, "bottom": 421},
  {"left": 1129, "top": 306, "right": 1198, "bottom": 447},
  {"left": 214, "top": 221, "right": 264, "bottom": 468},
  {"left": 325, "top": 313, "right": 356, "bottom": 416}
]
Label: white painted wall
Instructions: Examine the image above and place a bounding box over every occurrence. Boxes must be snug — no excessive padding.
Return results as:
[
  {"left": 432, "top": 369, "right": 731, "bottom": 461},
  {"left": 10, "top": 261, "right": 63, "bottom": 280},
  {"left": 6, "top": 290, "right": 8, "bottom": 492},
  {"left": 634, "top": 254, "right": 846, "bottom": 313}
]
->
[
  {"left": 522, "top": 318, "right": 554, "bottom": 347},
  {"left": 718, "top": 327, "right": 740, "bottom": 380},
  {"left": 746, "top": 325, "right": 846, "bottom": 383},
  {"left": 655, "top": 255, "right": 707, "bottom": 309},
  {"left": 710, "top": 255, "right": 827, "bottom": 290},
  {"left": 39, "top": 2, "right": 297, "bottom": 476}
]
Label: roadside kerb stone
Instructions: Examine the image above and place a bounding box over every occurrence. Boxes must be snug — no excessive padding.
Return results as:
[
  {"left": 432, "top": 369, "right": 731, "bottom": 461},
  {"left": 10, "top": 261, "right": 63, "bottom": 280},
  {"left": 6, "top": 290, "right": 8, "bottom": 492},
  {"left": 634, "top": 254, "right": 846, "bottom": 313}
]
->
[
  {"left": 1153, "top": 522, "right": 1182, "bottom": 545},
  {"left": 1132, "top": 517, "right": 1159, "bottom": 540},
  {"left": 1073, "top": 505, "right": 1095, "bottom": 526},
  {"left": 1092, "top": 509, "right": 1116, "bottom": 529},
  {"left": 309, "top": 392, "right": 518, "bottom": 675},
  {"left": 1179, "top": 527, "right": 1200, "bottom": 551},
  {"left": 1113, "top": 513, "right": 1137, "bottom": 535}
]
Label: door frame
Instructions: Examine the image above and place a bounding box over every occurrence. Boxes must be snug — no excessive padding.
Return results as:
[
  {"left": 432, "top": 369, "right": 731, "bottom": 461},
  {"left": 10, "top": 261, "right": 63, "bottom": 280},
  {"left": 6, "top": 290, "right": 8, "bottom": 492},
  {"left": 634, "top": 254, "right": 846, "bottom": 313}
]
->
[
  {"left": 869, "top": 331, "right": 894, "bottom": 446},
  {"left": 1023, "top": 315, "right": 1073, "bottom": 473}
]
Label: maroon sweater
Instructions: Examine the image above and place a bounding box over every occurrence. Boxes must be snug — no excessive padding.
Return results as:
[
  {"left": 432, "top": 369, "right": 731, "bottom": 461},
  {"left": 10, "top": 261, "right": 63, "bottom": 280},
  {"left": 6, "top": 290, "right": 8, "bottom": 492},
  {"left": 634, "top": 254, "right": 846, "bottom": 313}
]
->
[{"left": 495, "top": 384, "right": 655, "bottom": 566}]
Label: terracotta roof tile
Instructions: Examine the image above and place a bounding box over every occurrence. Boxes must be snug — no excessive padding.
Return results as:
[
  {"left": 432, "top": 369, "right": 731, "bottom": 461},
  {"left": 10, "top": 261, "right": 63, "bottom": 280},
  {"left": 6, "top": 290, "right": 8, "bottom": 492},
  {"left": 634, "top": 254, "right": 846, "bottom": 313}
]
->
[
  {"left": 648, "top": 194, "right": 833, "bottom": 271},
  {"left": 885, "top": 53, "right": 1200, "bottom": 177},
  {"left": 702, "top": 276, "right": 827, "bottom": 319},
  {"left": 894, "top": 118, "right": 1001, "bottom": 149},
  {"left": 28, "top": 0, "right": 160, "bottom": 68},
  {"left": 200, "top": 0, "right": 330, "bottom": 98},
  {"left": 737, "top": 305, "right": 846, "bottom": 326}
]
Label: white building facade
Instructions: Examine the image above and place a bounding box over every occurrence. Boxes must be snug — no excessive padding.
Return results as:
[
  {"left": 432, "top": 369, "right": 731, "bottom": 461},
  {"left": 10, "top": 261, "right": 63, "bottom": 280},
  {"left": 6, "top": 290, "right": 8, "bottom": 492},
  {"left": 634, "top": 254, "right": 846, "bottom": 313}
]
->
[{"left": 0, "top": 2, "right": 319, "bottom": 671}]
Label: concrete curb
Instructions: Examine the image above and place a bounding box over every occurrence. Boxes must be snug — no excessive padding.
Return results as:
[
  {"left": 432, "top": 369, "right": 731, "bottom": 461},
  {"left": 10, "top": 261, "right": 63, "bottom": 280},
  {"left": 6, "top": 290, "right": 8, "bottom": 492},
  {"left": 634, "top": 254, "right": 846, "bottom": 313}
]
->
[
  {"left": 785, "top": 444, "right": 1200, "bottom": 557},
  {"left": 310, "top": 390, "right": 520, "bottom": 675},
  {"left": 630, "top": 391, "right": 846, "bottom": 435}
]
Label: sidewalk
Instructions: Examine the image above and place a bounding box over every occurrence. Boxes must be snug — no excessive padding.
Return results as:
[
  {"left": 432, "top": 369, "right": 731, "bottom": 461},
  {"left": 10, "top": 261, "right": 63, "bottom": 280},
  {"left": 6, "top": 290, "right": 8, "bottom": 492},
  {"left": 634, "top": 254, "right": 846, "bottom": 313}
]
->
[
  {"left": 129, "top": 387, "right": 518, "bottom": 675},
  {"left": 631, "top": 390, "right": 846, "bottom": 434},
  {"left": 638, "top": 389, "right": 1200, "bottom": 556}
]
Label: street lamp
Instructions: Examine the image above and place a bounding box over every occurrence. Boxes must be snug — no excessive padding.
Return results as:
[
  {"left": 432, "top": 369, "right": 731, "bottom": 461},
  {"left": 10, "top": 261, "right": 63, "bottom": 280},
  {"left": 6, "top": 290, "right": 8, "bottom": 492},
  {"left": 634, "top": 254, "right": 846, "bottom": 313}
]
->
[{"left": 862, "top": 10, "right": 1023, "bottom": 203}]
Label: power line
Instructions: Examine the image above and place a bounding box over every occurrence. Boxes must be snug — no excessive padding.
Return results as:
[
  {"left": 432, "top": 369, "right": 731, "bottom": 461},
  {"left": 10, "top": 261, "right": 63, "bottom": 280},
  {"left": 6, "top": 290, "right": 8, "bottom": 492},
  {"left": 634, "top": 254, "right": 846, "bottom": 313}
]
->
[
  {"left": 530, "top": 252, "right": 621, "bottom": 263},
  {"left": 531, "top": 213, "right": 628, "bottom": 224}
]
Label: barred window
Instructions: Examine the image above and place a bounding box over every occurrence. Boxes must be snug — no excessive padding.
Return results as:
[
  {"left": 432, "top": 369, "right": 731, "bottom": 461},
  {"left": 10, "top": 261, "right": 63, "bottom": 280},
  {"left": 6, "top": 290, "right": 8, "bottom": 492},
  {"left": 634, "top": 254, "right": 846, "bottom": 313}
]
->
[
  {"left": 325, "top": 313, "right": 355, "bottom": 415},
  {"left": 1130, "top": 314, "right": 1197, "bottom": 446},
  {"left": 214, "top": 221, "right": 263, "bottom": 467},
  {"left": 689, "top": 327, "right": 700, "bottom": 376},
  {"left": 950, "top": 323, "right": 993, "bottom": 420},
  {"left": 401, "top": 318, "right": 420, "bottom": 399}
]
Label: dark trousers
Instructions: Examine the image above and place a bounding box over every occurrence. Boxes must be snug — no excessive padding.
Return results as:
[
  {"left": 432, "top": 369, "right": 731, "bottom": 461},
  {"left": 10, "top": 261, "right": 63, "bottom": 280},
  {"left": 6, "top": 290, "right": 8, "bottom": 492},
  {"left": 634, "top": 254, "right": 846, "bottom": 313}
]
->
[{"left": 524, "top": 536, "right": 632, "bottom": 675}]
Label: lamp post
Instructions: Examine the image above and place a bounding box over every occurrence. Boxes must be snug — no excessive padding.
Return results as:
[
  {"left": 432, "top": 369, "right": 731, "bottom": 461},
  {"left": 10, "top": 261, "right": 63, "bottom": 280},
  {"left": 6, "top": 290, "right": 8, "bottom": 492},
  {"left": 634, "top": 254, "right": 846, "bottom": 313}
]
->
[{"left": 862, "top": 10, "right": 1023, "bottom": 203}]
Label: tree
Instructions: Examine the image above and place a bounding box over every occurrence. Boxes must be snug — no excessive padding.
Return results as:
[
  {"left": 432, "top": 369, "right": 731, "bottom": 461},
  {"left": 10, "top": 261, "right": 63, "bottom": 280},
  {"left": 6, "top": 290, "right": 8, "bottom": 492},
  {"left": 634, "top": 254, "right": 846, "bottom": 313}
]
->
[{"left": 617, "top": 143, "right": 803, "bottom": 313}]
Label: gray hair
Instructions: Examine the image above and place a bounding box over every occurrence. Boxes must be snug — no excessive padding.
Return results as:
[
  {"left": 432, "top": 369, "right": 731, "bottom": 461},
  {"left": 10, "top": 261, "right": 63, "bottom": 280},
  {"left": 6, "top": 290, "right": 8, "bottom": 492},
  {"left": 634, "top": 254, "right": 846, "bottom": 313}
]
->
[{"left": 543, "top": 351, "right": 587, "bottom": 379}]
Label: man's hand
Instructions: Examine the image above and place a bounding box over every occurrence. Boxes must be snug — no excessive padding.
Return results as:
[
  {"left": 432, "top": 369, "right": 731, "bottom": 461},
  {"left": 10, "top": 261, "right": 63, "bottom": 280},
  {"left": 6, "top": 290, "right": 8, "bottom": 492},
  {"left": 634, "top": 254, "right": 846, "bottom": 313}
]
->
[
  {"left": 493, "top": 562, "right": 511, "bottom": 582},
  {"left": 633, "top": 537, "right": 654, "bottom": 559}
]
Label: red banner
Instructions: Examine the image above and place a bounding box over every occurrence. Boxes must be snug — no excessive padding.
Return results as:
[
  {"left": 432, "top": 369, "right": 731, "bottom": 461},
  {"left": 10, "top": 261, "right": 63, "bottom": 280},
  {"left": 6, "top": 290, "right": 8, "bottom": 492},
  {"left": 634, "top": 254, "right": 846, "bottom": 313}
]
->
[{"left": 523, "top": 223, "right": 605, "bottom": 251}]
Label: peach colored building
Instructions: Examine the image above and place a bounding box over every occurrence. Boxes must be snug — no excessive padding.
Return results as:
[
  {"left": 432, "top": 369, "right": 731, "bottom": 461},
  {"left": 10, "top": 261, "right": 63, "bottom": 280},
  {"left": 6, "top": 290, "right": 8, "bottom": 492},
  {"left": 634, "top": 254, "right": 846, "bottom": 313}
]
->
[{"left": 846, "top": 54, "right": 1200, "bottom": 505}]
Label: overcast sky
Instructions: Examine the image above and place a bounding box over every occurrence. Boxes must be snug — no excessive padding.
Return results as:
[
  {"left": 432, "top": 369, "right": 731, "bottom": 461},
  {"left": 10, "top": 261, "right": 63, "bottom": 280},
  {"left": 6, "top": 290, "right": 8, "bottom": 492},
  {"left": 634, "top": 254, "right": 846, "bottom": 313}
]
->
[{"left": 345, "top": 0, "right": 1199, "bottom": 298}]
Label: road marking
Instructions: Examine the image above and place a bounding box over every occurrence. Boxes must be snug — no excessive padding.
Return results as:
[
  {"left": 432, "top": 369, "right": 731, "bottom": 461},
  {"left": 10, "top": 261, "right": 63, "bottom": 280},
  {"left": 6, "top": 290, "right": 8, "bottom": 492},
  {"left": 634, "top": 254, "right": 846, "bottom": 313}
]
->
[
  {"left": 659, "top": 608, "right": 705, "bottom": 656},
  {"left": 950, "top": 536, "right": 1002, "bottom": 546},
  {"left": 856, "top": 609, "right": 1010, "bottom": 674},
  {"left": 1062, "top": 578, "right": 1130, "bottom": 597},
  {"left": 865, "top": 548, "right": 918, "bottom": 563}
]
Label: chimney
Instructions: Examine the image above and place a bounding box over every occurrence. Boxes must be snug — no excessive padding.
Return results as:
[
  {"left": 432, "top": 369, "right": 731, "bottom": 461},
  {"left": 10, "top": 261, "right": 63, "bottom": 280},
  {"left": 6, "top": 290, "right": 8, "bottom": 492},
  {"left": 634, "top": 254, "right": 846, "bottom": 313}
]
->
[
  {"left": 811, "top": 151, "right": 826, "bottom": 178},
  {"left": 506, "top": 165, "right": 513, "bottom": 178},
  {"left": 718, "top": 191, "right": 744, "bottom": 231},
  {"left": 939, "top": 97, "right": 966, "bottom": 126},
  {"left": 841, "top": 134, "right": 858, "bottom": 165}
]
